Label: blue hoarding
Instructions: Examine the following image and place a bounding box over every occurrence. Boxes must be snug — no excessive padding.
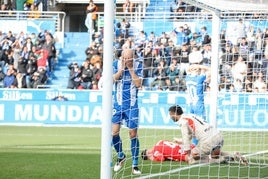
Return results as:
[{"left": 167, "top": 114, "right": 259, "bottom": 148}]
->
[{"left": 0, "top": 89, "right": 267, "bottom": 131}]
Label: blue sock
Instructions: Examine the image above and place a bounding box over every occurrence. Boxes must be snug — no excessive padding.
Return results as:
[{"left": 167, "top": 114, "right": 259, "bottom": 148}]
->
[
  {"left": 112, "top": 135, "right": 124, "bottom": 158},
  {"left": 131, "top": 137, "right": 139, "bottom": 167},
  {"left": 192, "top": 137, "right": 198, "bottom": 146}
]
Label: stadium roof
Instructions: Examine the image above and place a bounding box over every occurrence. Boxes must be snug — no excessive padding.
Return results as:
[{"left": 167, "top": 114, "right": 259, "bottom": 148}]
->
[{"left": 184, "top": 0, "right": 268, "bottom": 13}]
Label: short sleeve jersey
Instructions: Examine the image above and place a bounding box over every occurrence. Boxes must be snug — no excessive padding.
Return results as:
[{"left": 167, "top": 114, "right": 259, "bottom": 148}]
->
[
  {"left": 113, "top": 59, "right": 143, "bottom": 109},
  {"left": 185, "top": 74, "right": 206, "bottom": 105}
]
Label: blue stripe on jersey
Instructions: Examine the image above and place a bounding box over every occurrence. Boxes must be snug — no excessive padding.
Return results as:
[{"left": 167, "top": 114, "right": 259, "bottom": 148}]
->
[
  {"left": 113, "top": 60, "right": 143, "bottom": 108},
  {"left": 185, "top": 74, "right": 206, "bottom": 104}
]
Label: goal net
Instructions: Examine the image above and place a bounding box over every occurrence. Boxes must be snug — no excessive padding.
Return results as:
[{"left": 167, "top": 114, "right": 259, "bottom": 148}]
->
[{"left": 107, "top": 0, "right": 268, "bottom": 178}]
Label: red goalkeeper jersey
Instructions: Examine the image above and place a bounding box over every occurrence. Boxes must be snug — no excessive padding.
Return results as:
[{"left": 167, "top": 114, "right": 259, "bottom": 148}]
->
[{"left": 148, "top": 140, "right": 192, "bottom": 162}]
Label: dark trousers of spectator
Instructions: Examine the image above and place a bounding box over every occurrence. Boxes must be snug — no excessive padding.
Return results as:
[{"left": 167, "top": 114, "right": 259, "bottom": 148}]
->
[{"left": 47, "top": 56, "right": 54, "bottom": 77}]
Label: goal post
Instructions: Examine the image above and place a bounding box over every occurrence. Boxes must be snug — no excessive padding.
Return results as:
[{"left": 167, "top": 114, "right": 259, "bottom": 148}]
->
[{"left": 100, "top": 0, "right": 115, "bottom": 179}]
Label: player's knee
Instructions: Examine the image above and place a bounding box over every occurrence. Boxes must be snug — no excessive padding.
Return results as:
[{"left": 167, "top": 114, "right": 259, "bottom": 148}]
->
[{"left": 129, "top": 129, "right": 138, "bottom": 139}]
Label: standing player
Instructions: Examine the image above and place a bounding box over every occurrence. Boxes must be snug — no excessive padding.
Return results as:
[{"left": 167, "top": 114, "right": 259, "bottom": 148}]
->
[
  {"left": 112, "top": 49, "right": 143, "bottom": 175},
  {"left": 168, "top": 105, "right": 248, "bottom": 165},
  {"left": 185, "top": 64, "right": 210, "bottom": 119},
  {"left": 141, "top": 139, "right": 195, "bottom": 163},
  {"left": 185, "top": 64, "right": 210, "bottom": 145}
]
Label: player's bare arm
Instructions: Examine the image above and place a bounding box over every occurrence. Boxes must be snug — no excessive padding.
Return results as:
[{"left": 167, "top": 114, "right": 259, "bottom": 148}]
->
[
  {"left": 113, "top": 69, "right": 124, "bottom": 81},
  {"left": 128, "top": 67, "right": 142, "bottom": 88}
]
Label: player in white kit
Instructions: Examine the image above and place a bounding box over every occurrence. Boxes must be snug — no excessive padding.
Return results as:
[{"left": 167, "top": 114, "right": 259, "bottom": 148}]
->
[{"left": 168, "top": 105, "right": 248, "bottom": 165}]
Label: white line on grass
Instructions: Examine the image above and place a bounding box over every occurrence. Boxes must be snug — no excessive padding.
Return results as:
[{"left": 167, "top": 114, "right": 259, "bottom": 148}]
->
[
  {"left": 136, "top": 150, "right": 268, "bottom": 179},
  {"left": 0, "top": 145, "right": 100, "bottom": 150},
  {"left": 0, "top": 132, "right": 94, "bottom": 137}
]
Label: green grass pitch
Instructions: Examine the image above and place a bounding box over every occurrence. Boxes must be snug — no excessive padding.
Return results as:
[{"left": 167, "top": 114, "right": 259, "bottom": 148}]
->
[{"left": 0, "top": 126, "right": 267, "bottom": 179}]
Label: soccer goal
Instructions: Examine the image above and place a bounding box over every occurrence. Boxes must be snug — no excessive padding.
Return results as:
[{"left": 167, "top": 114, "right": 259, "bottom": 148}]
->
[{"left": 101, "top": 0, "right": 268, "bottom": 178}]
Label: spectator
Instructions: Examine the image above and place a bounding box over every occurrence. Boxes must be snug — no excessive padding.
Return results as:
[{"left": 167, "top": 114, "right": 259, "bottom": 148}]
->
[
  {"left": 16, "top": 0, "right": 25, "bottom": 11},
  {"left": 11, "top": 39, "right": 23, "bottom": 70},
  {"left": 3, "top": 68, "right": 15, "bottom": 88},
  {"left": 52, "top": 95, "right": 68, "bottom": 101},
  {"left": 142, "top": 44, "right": 155, "bottom": 80},
  {"left": 80, "top": 61, "right": 93, "bottom": 89},
  {"left": 6, "top": 31, "right": 16, "bottom": 43},
  {"left": 122, "top": 0, "right": 135, "bottom": 13},
  {"left": 200, "top": 26, "right": 211, "bottom": 45},
  {"left": 150, "top": 60, "right": 167, "bottom": 90},
  {"left": 14, "top": 72, "right": 27, "bottom": 88},
  {"left": 91, "top": 61, "right": 102, "bottom": 83},
  {"left": 29, "top": 71, "right": 42, "bottom": 88},
  {"left": 252, "top": 72, "right": 267, "bottom": 92},
  {"left": 183, "top": 24, "right": 192, "bottom": 44},
  {"left": 201, "top": 44, "right": 212, "bottom": 66},
  {"left": 232, "top": 79, "right": 243, "bottom": 92},
  {"left": 67, "top": 62, "right": 82, "bottom": 89},
  {"left": 119, "top": 18, "right": 131, "bottom": 38},
  {"left": 174, "top": 26, "right": 186, "bottom": 47},
  {"left": 18, "top": 46, "right": 29, "bottom": 74},
  {"left": 238, "top": 37, "right": 249, "bottom": 59},
  {"left": 0, "top": 66, "right": 5, "bottom": 87},
  {"left": 147, "top": 32, "right": 158, "bottom": 46},
  {"left": 189, "top": 45, "right": 203, "bottom": 64},
  {"left": 35, "top": 49, "right": 48, "bottom": 70},
  {"left": 36, "top": 67, "right": 48, "bottom": 85},
  {"left": 135, "top": 30, "right": 147, "bottom": 47},
  {"left": 5, "top": 49, "right": 14, "bottom": 66},
  {"left": 234, "top": 18, "right": 246, "bottom": 45},
  {"left": 42, "top": 33, "right": 56, "bottom": 76},
  {"left": 28, "top": 3, "right": 40, "bottom": 19},
  {"left": 166, "top": 59, "right": 179, "bottom": 84},
  {"left": 231, "top": 56, "right": 248, "bottom": 83},
  {"left": 85, "top": 0, "right": 98, "bottom": 35},
  {"left": 178, "top": 43, "right": 190, "bottom": 78},
  {"left": 23, "top": 37, "right": 33, "bottom": 53}
]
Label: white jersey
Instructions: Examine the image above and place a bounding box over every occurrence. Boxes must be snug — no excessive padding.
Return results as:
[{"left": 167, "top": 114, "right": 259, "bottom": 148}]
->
[{"left": 178, "top": 114, "right": 222, "bottom": 153}]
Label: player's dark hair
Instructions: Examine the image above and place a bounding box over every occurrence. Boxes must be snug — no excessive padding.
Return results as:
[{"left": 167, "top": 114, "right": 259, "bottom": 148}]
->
[
  {"left": 141, "top": 149, "right": 148, "bottom": 160},
  {"left": 169, "top": 105, "right": 183, "bottom": 115}
]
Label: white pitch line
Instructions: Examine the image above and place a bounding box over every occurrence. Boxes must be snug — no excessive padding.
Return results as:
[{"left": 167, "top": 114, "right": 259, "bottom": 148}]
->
[
  {"left": 244, "top": 150, "right": 268, "bottom": 157},
  {"left": 0, "top": 132, "right": 94, "bottom": 137},
  {"left": 136, "top": 150, "right": 268, "bottom": 179},
  {"left": 0, "top": 145, "right": 100, "bottom": 151}
]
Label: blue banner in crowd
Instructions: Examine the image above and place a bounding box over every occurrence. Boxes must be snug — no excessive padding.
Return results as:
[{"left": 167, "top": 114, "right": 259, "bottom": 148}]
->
[{"left": 0, "top": 89, "right": 267, "bottom": 131}]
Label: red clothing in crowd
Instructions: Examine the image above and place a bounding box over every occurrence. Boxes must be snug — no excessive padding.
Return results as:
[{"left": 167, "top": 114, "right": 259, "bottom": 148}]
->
[{"left": 35, "top": 49, "right": 49, "bottom": 68}]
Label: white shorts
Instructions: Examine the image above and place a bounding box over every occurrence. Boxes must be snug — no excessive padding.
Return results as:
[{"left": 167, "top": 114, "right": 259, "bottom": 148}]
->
[{"left": 196, "top": 132, "right": 224, "bottom": 155}]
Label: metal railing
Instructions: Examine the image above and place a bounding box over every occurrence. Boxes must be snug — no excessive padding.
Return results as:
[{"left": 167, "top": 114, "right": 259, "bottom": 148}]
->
[{"left": 0, "top": 10, "right": 66, "bottom": 33}]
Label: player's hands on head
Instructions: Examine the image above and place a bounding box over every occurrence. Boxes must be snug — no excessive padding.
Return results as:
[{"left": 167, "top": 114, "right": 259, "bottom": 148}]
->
[{"left": 122, "top": 48, "right": 134, "bottom": 70}]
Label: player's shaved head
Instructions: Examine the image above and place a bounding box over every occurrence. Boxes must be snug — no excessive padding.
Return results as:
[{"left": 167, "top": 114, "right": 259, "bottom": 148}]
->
[{"left": 122, "top": 48, "right": 134, "bottom": 59}]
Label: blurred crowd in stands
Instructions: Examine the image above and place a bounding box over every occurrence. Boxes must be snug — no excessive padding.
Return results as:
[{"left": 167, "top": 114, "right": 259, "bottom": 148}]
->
[
  {"left": 0, "top": 0, "right": 267, "bottom": 92},
  {"left": 0, "top": 0, "right": 47, "bottom": 11},
  {"left": 73, "top": 14, "right": 267, "bottom": 92},
  {"left": 0, "top": 30, "right": 56, "bottom": 88}
]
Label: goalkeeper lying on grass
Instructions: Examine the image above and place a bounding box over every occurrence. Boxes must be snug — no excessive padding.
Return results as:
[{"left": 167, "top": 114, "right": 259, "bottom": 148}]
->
[{"left": 141, "top": 138, "right": 248, "bottom": 165}]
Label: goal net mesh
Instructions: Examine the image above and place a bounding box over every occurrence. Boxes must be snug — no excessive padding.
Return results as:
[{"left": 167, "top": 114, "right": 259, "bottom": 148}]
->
[{"left": 110, "top": 0, "right": 268, "bottom": 178}]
